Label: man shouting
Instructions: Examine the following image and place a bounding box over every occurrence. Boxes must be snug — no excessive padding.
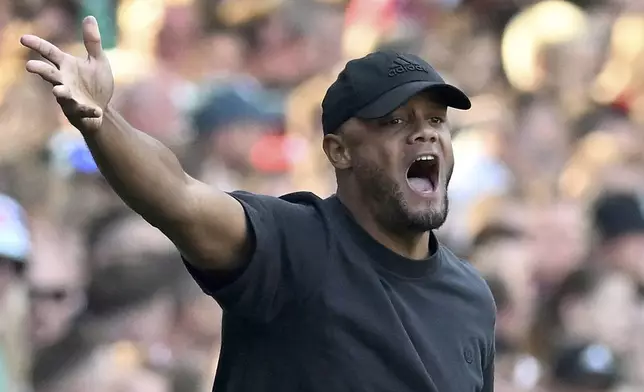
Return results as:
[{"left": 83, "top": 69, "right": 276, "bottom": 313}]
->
[{"left": 21, "top": 16, "right": 495, "bottom": 392}]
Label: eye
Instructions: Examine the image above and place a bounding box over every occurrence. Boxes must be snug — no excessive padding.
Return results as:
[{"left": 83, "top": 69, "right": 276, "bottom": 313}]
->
[
  {"left": 379, "top": 117, "right": 404, "bottom": 127},
  {"left": 429, "top": 117, "right": 445, "bottom": 125}
]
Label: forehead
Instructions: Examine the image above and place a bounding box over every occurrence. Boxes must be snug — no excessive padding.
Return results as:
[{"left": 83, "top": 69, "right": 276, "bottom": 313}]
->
[{"left": 339, "top": 91, "right": 449, "bottom": 138}]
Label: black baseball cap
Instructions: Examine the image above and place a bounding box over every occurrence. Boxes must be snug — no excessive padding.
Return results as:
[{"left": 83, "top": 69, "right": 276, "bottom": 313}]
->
[
  {"left": 321, "top": 50, "right": 471, "bottom": 135},
  {"left": 592, "top": 191, "right": 644, "bottom": 242}
]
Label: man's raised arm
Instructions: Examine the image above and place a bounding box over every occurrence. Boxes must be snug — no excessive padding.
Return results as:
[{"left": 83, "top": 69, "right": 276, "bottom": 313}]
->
[{"left": 20, "top": 16, "right": 247, "bottom": 272}]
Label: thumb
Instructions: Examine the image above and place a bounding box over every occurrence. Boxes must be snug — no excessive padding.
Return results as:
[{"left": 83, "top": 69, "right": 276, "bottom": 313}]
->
[{"left": 82, "top": 16, "right": 103, "bottom": 59}]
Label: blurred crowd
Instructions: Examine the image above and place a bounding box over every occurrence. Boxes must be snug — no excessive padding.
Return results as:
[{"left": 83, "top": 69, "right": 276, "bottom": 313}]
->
[{"left": 0, "top": 0, "right": 643, "bottom": 391}]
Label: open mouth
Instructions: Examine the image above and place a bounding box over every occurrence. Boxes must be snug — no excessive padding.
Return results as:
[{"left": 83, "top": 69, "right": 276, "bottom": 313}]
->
[{"left": 406, "top": 155, "right": 439, "bottom": 195}]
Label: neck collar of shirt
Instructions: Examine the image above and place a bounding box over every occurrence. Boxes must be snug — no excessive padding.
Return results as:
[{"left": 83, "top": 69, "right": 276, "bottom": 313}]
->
[{"left": 328, "top": 195, "right": 443, "bottom": 279}]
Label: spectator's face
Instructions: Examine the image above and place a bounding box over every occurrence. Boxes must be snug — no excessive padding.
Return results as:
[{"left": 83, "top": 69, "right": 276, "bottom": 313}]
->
[
  {"left": 200, "top": 33, "right": 246, "bottom": 76},
  {"left": 249, "top": 14, "right": 319, "bottom": 85},
  {"left": 453, "top": 35, "right": 499, "bottom": 94},
  {"left": 30, "top": 285, "right": 85, "bottom": 349},
  {"left": 28, "top": 231, "right": 85, "bottom": 348},
  {"left": 514, "top": 102, "right": 568, "bottom": 183},
  {"left": 117, "top": 78, "right": 190, "bottom": 147},
  {"left": 560, "top": 272, "right": 639, "bottom": 353},
  {"left": 89, "top": 216, "right": 177, "bottom": 346},
  {"left": 156, "top": 5, "right": 199, "bottom": 64},
  {"left": 0, "top": 257, "right": 22, "bottom": 296},
  {"left": 474, "top": 238, "right": 536, "bottom": 345},
  {"left": 212, "top": 123, "right": 271, "bottom": 172},
  {"left": 531, "top": 203, "right": 587, "bottom": 287}
]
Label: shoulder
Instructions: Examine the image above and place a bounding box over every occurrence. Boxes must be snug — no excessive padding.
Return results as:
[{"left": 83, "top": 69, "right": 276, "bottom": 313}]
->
[
  {"left": 440, "top": 246, "right": 497, "bottom": 320},
  {"left": 228, "top": 190, "right": 333, "bottom": 247},
  {"left": 230, "top": 190, "right": 325, "bottom": 215},
  {"left": 230, "top": 191, "right": 341, "bottom": 230}
]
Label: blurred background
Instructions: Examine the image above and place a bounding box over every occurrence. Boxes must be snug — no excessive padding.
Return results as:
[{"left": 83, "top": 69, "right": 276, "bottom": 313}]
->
[{"left": 0, "top": 0, "right": 643, "bottom": 391}]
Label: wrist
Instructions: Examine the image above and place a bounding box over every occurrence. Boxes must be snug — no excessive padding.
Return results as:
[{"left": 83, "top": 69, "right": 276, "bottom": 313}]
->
[
  {"left": 79, "top": 103, "right": 113, "bottom": 138},
  {"left": 103, "top": 103, "right": 116, "bottom": 115}
]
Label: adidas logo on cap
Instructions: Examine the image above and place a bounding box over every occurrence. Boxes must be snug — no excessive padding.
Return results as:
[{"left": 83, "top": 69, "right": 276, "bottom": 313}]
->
[{"left": 388, "top": 55, "right": 429, "bottom": 77}]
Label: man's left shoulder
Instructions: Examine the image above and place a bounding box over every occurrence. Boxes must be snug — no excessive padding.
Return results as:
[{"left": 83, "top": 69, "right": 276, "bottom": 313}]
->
[{"left": 440, "top": 246, "right": 497, "bottom": 317}]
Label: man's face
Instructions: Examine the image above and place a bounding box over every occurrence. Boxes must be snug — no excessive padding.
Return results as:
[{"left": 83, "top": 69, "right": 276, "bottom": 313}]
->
[{"left": 328, "top": 93, "right": 455, "bottom": 232}]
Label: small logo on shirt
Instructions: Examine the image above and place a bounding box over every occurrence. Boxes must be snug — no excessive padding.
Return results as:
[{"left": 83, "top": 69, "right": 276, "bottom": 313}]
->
[{"left": 463, "top": 348, "right": 474, "bottom": 364}]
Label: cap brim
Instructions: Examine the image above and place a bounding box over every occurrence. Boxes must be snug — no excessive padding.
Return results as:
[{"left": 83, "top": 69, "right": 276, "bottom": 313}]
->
[{"left": 355, "top": 81, "right": 471, "bottom": 119}]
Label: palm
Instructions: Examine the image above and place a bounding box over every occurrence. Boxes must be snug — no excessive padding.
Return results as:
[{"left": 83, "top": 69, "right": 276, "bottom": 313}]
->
[
  {"left": 20, "top": 16, "right": 114, "bottom": 132},
  {"left": 66, "top": 54, "right": 114, "bottom": 114}
]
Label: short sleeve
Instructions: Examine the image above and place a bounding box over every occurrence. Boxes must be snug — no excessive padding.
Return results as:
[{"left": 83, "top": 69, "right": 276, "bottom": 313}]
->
[{"left": 183, "top": 191, "right": 330, "bottom": 322}]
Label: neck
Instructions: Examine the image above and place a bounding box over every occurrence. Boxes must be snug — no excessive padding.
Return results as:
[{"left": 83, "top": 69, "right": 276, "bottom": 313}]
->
[{"left": 336, "top": 187, "right": 431, "bottom": 260}]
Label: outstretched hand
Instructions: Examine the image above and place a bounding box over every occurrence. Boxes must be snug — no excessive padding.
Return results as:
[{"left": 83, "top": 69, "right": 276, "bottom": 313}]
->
[{"left": 20, "top": 16, "right": 114, "bottom": 133}]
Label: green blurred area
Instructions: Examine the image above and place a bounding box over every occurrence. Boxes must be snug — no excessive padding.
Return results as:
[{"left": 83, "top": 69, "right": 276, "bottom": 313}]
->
[{"left": 80, "top": 0, "right": 117, "bottom": 49}]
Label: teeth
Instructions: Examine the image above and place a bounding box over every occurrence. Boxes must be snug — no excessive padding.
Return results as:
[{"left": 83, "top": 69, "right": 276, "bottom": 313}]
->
[{"left": 415, "top": 155, "right": 435, "bottom": 162}]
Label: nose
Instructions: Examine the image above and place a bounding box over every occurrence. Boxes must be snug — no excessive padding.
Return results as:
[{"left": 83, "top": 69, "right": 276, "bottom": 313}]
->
[{"left": 408, "top": 123, "right": 438, "bottom": 144}]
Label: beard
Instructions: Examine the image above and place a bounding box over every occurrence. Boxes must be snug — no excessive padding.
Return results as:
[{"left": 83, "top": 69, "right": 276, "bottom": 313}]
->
[{"left": 352, "top": 158, "right": 449, "bottom": 233}]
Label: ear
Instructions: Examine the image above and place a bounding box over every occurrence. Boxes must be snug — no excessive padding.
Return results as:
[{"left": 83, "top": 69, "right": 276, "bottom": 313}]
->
[{"left": 322, "top": 133, "right": 352, "bottom": 170}]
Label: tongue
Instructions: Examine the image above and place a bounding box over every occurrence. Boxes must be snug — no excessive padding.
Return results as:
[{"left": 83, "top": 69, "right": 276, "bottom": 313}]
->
[{"left": 408, "top": 177, "right": 433, "bottom": 193}]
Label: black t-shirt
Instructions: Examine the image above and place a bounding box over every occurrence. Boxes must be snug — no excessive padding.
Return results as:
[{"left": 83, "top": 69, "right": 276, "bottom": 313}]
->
[{"left": 184, "top": 191, "right": 496, "bottom": 392}]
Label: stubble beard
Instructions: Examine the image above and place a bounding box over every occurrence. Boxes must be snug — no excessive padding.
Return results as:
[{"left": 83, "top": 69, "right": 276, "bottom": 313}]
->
[{"left": 353, "top": 159, "right": 449, "bottom": 233}]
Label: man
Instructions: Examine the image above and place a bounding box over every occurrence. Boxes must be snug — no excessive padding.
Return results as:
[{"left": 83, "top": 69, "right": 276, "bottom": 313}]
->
[{"left": 21, "top": 16, "right": 495, "bottom": 391}]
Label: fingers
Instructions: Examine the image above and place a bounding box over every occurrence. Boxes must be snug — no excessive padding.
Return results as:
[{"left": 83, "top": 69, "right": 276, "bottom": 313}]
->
[
  {"left": 82, "top": 16, "right": 104, "bottom": 59},
  {"left": 20, "top": 35, "right": 66, "bottom": 67},
  {"left": 76, "top": 104, "right": 103, "bottom": 118},
  {"left": 53, "top": 85, "right": 76, "bottom": 115},
  {"left": 53, "top": 85, "right": 102, "bottom": 119},
  {"left": 52, "top": 85, "right": 72, "bottom": 100},
  {"left": 21, "top": 16, "right": 103, "bottom": 64},
  {"left": 25, "top": 60, "right": 63, "bottom": 85}
]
